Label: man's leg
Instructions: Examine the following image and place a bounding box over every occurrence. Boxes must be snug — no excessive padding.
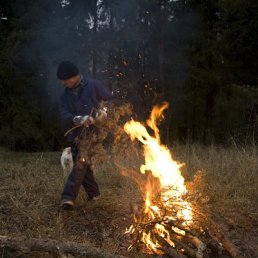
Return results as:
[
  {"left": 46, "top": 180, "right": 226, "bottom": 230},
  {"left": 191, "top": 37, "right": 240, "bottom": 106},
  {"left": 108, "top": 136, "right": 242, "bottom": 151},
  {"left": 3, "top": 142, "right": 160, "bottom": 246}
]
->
[
  {"left": 61, "top": 143, "right": 84, "bottom": 206},
  {"left": 61, "top": 166, "right": 85, "bottom": 202},
  {"left": 82, "top": 165, "right": 100, "bottom": 200}
]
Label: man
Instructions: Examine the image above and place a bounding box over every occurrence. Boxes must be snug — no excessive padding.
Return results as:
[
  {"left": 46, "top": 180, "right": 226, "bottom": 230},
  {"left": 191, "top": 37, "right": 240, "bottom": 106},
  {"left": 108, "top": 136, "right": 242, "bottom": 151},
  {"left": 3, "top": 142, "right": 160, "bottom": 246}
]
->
[{"left": 57, "top": 60, "right": 113, "bottom": 210}]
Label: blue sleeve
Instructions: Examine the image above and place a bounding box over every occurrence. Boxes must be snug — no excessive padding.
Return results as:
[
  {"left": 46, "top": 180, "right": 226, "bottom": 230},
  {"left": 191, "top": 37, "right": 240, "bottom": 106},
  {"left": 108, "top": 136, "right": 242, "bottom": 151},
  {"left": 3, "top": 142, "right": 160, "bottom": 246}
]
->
[
  {"left": 93, "top": 79, "right": 114, "bottom": 102},
  {"left": 59, "top": 94, "right": 74, "bottom": 129}
]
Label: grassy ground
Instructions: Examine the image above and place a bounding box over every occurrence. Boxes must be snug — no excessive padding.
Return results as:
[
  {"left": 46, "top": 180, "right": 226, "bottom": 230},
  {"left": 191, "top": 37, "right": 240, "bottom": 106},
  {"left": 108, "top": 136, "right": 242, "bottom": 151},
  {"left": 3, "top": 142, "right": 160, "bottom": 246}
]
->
[
  {"left": 0, "top": 144, "right": 257, "bottom": 257},
  {"left": 174, "top": 144, "right": 258, "bottom": 257}
]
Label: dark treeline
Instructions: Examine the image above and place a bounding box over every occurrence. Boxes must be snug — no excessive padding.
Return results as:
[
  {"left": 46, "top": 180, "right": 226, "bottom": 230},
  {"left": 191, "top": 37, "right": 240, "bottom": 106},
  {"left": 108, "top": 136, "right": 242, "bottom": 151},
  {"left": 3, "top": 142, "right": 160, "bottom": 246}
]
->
[{"left": 0, "top": 0, "right": 258, "bottom": 151}]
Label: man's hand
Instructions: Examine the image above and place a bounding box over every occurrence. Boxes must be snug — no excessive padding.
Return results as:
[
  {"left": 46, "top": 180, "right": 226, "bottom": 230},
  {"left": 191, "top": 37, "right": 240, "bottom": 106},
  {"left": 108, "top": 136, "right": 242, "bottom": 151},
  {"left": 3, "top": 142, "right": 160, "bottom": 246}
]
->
[
  {"left": 82, "top": 115, "right": 95, "bottom": 127},
  {"left": 73, "top": 108, "right": 107, "bottom": 128},
  {"left": 95, "top": 107, "right": 107, "bottom": 122},
  {"left": 73, "top": 115, "right": 95, "bottom": 127}
]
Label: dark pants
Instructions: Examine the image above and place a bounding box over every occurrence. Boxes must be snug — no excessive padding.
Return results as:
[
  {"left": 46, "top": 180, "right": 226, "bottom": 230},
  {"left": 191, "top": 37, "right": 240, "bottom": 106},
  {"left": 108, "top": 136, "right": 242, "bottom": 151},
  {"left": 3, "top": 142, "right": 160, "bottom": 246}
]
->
[{"left": 61, "top": 143, "right": 100, "bottom": 201}]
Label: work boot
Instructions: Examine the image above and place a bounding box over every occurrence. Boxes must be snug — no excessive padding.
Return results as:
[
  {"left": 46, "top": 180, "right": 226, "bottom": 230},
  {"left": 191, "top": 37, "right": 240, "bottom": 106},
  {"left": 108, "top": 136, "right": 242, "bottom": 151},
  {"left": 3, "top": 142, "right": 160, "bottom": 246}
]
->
[
  {"left": 87, "top": 195, "right": 101, "bottom": 202},
  {"left": 60, "top": 199, "right": 74, "bottom": 210}
]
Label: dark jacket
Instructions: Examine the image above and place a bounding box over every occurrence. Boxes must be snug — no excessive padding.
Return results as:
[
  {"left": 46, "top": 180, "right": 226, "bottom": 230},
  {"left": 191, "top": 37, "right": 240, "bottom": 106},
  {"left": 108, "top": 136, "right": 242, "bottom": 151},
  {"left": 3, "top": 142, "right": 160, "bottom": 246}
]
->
[{"left": 59, "top": 76, "right": 113, "bottom": 142}]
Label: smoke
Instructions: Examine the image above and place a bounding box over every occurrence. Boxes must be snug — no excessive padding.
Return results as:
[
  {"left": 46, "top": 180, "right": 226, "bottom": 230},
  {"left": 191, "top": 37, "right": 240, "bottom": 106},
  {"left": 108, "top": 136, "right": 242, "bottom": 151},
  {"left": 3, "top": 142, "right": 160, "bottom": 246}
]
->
[{"left": 14, "top": 0, "right": 199, "bottom": 141}]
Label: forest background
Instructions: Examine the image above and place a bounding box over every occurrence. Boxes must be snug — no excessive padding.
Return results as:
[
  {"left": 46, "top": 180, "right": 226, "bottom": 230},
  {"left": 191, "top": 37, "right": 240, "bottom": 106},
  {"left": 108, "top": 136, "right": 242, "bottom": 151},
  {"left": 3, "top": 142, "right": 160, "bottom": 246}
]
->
[{"left": 0, "top": 0, "right": 258, "bottom": 151}]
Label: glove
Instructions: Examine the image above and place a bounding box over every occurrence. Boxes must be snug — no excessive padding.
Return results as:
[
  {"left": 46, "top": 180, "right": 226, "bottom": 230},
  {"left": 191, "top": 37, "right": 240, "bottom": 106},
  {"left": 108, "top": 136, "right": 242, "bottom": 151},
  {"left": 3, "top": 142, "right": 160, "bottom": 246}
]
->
[
  {"left": 95, "top": 107, "right": 107, "bottom": 122},
  {"left": 73, "top": 115, "right": 95, "bottom": 127}
]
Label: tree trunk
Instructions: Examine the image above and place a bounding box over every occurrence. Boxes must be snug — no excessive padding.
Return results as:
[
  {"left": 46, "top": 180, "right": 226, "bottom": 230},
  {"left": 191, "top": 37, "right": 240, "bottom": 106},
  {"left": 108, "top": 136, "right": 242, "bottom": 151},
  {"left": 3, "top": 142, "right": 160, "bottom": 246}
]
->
[
  {"left": 158, "top": 39, "right": 165, "bottom": 95},
  {"left": 92, "top": 0, "right": 98, "bottom": 77}
]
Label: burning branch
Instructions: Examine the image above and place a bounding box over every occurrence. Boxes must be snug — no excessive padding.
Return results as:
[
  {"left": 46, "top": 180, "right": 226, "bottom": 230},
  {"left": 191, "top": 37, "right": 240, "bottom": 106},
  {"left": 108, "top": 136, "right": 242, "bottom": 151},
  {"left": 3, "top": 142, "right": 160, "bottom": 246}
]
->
[
  {"left": 125, "top": 188, "right": 243, "bottom": 258},
  {"left": 125, "top": 189, "right": 207, "bottom": 257}
]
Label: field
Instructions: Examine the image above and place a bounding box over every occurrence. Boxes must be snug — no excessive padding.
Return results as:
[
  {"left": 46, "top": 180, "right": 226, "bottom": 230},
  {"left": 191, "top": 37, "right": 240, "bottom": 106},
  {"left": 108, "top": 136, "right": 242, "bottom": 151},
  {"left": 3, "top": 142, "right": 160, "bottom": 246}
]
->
[{"left": 0, "top": 144, "right": 257, "bottom": 257}]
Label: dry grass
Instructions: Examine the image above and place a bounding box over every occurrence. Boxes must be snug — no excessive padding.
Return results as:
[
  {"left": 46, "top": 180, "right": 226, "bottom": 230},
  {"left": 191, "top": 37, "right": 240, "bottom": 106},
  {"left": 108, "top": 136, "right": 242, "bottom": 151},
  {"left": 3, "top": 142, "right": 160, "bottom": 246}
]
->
[
  {"left": 174, "top": 144, "right": 258, "bottom": 225},
  {"left": 0, "top": 144, "right": 257, "bottom": 257},
  {"left": 0, "top": 150, "right": 146, "bottom": 258},
  {"left": 173, "top": 144, "right": 258, "bottom": 257}
]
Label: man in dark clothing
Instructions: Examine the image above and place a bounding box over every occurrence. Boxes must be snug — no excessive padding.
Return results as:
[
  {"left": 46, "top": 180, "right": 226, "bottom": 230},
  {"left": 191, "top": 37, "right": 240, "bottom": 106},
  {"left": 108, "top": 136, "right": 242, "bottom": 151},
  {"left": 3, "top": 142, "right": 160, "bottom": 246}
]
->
[{"left": 57, "top": 61, "right": 113, "bottom": 210}]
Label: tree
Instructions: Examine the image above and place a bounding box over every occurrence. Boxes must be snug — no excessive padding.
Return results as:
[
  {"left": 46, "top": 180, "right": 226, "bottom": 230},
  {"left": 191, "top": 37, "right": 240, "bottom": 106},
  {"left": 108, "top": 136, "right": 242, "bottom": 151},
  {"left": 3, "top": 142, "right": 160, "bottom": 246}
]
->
[{"left": 185, "top": 0, "right": 258, "bottom": 143}]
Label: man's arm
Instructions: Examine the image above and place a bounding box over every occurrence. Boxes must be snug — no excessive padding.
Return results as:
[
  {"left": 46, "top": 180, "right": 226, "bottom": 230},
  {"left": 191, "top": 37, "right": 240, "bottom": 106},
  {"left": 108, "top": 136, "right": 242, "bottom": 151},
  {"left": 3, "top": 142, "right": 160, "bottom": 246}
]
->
[
  {"left": 59, "top": 95, "right": 74, "bottom": 129},
  {"left": 59, "top": 94, "right": 95, "bottom": 129},
  {"left": 93, "top": 79, "right": 114, "bottom": 102}
]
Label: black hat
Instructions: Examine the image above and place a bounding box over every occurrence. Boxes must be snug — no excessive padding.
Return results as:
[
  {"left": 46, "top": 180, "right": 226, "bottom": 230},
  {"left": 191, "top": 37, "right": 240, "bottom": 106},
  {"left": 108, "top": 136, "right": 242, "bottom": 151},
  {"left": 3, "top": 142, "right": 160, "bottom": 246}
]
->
[{"left": 57, "top": 61, "right": 79, "bottom": 80}]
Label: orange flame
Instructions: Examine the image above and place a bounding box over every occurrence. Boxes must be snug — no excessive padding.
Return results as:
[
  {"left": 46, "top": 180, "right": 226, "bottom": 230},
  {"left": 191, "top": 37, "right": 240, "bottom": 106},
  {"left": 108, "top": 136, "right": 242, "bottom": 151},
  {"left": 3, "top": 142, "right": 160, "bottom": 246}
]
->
[
  {"left": 124, "top": 103, "right": 186, "bottom": 197},
  {"left": 124, "top": 102, "right": 192, "bottom": 252}
]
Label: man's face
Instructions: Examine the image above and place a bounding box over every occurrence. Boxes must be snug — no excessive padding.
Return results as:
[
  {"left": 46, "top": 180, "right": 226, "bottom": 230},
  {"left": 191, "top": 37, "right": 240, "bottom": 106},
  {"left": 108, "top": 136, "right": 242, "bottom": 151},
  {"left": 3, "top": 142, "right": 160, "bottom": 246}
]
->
[{"left": 60, "top": 75, "right": 80, "bottom": 89}]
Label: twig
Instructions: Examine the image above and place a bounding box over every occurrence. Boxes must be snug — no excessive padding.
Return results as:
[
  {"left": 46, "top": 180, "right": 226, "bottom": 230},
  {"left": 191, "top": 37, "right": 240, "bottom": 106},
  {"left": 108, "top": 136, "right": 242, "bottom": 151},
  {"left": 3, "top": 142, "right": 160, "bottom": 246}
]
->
[{"left": 64, "top": 124, "right": 82, "bottom": 137}]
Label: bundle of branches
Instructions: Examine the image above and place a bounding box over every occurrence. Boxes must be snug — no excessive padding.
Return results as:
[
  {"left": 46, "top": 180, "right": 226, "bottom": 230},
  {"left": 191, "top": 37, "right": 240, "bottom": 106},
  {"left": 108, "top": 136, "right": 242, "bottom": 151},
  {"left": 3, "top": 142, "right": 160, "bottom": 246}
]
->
[
  {"left": 76, "top": 101, "right": 134, "bottom": 170},
  {"left": 125, "top": 186, "right": 242, "bottom": 258}
]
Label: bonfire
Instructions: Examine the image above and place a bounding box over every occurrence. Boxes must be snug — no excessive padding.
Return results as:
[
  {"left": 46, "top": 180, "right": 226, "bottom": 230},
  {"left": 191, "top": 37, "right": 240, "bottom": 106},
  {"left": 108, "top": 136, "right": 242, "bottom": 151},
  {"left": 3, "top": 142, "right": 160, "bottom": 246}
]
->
[{"left": 123, "top": 102, "right": 241, "bottom": 258}]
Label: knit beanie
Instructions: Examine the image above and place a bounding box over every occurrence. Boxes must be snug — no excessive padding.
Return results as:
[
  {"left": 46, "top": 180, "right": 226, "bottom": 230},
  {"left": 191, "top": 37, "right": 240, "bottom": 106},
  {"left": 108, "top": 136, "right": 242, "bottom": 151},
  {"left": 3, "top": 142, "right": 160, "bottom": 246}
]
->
[{"left": 56, "top": 61, "right": 79, "bottom": 80}]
